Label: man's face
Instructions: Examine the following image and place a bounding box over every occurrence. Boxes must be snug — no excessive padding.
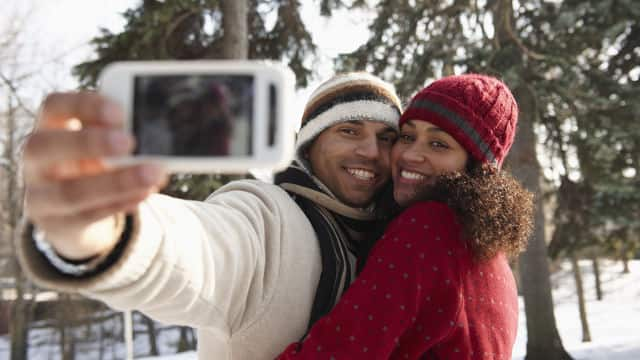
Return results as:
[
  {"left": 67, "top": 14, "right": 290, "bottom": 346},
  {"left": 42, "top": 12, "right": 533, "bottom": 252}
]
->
[{"left": 307, "top": 120, "right": 397, "bottom": 208}]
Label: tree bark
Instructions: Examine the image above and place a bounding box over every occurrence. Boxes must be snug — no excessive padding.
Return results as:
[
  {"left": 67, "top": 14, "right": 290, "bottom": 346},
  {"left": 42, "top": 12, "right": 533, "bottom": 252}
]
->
[
  {"left": 98, "top": 321, "right": 105, "bottom": 360},
  {"left": 570, "top": 254, "right": 592, "bottom": 342},
  {"left": 9, "top": 289, "right": 29, "bottom": 360},
  {"left": 5, "top": 96, "right": 31, "bottom": 360},
  {"left": 59, "top": 295, "right": 75, "bottom": 360},
  {"left": 220, "top": 0, "right": 248, "bottom": 59},
  {"left": 177, "top": 326, "right": 196, "bottom": 352},
  {"left": 591, "top": 256, "right": 603, "bottom": 301},
  {"left": 622, "top": 256, "right": 630, "bottom": 274},
  {"left": 508, "top": 82, "right": 573, "bottom": 359},
  {"left": 491, "top": 0, "right": 572, "bottom": 357},
  {"left": 143, "top": 315, "right": 159, "bottom": 356}
]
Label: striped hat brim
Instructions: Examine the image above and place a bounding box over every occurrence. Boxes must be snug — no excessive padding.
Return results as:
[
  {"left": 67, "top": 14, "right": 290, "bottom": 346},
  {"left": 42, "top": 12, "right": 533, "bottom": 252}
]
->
[{"left": 295, "top": 99, "right": 401, "bottom": 164}]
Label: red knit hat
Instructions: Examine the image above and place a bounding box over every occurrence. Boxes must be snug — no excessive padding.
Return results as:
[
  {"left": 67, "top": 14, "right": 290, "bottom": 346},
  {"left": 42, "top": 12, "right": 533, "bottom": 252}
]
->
[{"left": 399, "top": 74, "right": 518, "bottom": 168}]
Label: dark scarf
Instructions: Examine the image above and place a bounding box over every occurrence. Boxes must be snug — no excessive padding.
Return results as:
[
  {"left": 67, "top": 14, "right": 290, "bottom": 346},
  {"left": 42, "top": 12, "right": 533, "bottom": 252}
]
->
[{"left": 274, "top": 162, "right": 385, "bottom": 331}]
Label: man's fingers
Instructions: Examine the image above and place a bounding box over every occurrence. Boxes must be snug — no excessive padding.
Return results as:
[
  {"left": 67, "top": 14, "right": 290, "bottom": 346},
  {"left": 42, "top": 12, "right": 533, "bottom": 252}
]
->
[
  {"left": 23, "top": 129, "right": 134, "bottom": 178},
  {"left": 38, "top": 92, "right": 124, "bottom": 130},
  {"left": 26, "top": 164, "right": 167, "bottom": 219},
  {"left": 36, "top": 192, "right": 149, "bottom": 238}
]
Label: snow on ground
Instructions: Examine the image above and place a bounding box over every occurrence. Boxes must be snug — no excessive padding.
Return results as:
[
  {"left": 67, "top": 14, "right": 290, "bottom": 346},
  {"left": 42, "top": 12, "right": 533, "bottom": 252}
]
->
[
  {"left": 144, "top": 259, "right": 640, "bottom": 360},
  {"left": 512, "top": 259, "right": 640, "bottom": 360}
]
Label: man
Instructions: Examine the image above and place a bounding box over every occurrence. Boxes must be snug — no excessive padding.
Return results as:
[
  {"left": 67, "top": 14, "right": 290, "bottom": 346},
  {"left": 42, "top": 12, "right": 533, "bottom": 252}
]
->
[{"left": 19, "top": 72, "right": 402, "bottom": 359}]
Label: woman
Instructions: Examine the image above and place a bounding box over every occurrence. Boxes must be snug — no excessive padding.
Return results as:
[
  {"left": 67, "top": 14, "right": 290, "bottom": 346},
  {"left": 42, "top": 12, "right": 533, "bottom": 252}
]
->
[{"left": 277, "top": 74, "right": 533, "bottom": 359}]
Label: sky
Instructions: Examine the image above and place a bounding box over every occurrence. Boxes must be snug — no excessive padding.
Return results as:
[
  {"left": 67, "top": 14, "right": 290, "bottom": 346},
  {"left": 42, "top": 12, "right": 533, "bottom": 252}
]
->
[{"left": 2, "top": 0, "right": 374, "bottom": 120}]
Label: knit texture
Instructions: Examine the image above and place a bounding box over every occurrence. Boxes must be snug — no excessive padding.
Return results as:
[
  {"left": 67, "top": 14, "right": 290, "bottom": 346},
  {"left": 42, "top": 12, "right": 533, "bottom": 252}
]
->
[
  {"left": 399, "top": 74, "right": 518, "bottom": 168},
  {"left": 296, "top": 73, "right": 402, "bottom": 171}
]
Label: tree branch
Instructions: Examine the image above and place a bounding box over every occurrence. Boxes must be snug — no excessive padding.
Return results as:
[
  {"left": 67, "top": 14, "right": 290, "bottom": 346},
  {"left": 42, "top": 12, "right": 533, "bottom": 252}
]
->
[{"left": 0, "top": 73, "right": 36, "bottom": 118}]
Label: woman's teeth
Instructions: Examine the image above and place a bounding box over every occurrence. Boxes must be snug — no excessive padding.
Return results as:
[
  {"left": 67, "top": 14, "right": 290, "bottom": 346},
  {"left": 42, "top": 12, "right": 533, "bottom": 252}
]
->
[
  {"left": 347, "top": 168, "right": 375, "bottom": 180},
  {"left": 401, "top": 170, "right": 426, "bottom": 180}
]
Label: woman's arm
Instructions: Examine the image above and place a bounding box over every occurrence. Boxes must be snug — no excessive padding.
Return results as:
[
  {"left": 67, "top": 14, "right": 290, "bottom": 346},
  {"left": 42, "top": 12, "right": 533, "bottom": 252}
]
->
[{"left": 277, "top": 201, "right": 464, "bottom": 359}]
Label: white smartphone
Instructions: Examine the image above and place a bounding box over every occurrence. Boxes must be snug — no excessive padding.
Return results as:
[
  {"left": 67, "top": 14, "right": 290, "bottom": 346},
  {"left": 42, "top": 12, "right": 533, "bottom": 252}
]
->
[{"left": 98, "top": 60, "right": 296, "bottom": 173}]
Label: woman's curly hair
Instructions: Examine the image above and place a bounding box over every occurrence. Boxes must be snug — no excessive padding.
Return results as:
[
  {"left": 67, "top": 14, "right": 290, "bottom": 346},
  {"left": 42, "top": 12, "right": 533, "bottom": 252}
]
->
[{"left": 414, "top": 163, "right": 534, "bottom": 261}]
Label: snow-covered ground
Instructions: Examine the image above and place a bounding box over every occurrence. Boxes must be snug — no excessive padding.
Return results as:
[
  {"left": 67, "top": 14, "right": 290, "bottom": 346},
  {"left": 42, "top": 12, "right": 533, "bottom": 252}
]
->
[
  {"left": 512, "top": 259, "right": 640, "bottom": 360},
  {"left": 142, "top": 259, "right": 640, "bottom": 360}
]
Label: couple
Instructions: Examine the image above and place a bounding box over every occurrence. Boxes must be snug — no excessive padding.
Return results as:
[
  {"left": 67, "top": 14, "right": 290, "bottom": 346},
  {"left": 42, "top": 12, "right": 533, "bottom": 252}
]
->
[{"left": 20, "top": 72, "right": 532, "bottom": 359}]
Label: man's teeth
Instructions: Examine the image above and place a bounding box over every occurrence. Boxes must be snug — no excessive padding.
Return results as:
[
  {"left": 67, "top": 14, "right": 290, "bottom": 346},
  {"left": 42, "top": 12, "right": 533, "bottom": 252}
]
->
[
  {"left": 401, "top": 170, "right": 426, "bottom": 180},
  {"left": 347, "top": 168, "right": 375, "bottom": 180}
]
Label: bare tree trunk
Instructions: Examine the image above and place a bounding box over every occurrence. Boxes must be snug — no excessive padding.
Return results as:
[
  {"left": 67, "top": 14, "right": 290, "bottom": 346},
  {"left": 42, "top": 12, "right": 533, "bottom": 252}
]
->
[
  {"left": 492, "top": 4, "right": 571, "bottom": 356},
  {"left": 143, "top": 314, "right": 159, "bottom": 356},
  {"left": 59, "top": 295, "right": 75, "bottom": 360},
  {"left": 9, "top": 278, "right": 29, "bottom": 360},
  {"left": 591, "top": 256, "right": 603, "bottom": 301},
  {"left": 98, "top": 321, "right": 105, "bottom": 360},
  {"left": 220, "top": 0, "right": 248, "bottom": 59},
  {"left": 177, "top": 326, "right": 193, "bottom": 352},
  {"left": 5, "top": 96, "right": 31, "bottom": 360},
  {"left": 508, "top": 81, "right": 572, "bottom": 359},
  {"left": 621, "top": 240, "right": 631, "bottom": 274},
  {"left": 622, "top": 255, "right": 630, "bottom": 274},
  {"left": 570, "top": 254, "right": 591, "bottom": 342}
]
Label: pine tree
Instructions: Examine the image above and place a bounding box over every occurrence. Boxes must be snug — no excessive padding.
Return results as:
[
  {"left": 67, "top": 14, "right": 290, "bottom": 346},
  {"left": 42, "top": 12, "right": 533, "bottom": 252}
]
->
[
  {"left": 72, "top": 0, "right": 323, "bottom": 201},
  {"left": 74, "top": 0, "right": 317, "bottom": 88}
]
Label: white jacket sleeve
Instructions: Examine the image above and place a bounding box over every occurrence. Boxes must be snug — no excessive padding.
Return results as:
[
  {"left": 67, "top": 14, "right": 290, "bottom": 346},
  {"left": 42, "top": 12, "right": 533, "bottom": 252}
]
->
[{"left": 18, "top": 180, "right": 315, "bottom": 338}]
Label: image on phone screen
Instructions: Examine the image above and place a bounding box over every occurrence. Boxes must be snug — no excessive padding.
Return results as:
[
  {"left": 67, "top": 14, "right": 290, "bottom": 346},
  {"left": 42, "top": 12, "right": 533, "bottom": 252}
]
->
[{"left": 133, "top": 75, "right": 254, "bottom": 157}]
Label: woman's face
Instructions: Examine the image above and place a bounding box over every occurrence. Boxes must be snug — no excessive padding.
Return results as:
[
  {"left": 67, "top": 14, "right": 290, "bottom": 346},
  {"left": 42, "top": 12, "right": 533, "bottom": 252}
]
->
[{"left": 392, "top": 120, "right": 469, "bottom": 206}]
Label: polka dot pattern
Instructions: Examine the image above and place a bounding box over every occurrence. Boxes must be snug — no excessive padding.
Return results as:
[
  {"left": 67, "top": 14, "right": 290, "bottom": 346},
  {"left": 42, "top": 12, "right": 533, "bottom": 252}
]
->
[{"left": 277, "top": 202, "right": 519, "bottom": 360}]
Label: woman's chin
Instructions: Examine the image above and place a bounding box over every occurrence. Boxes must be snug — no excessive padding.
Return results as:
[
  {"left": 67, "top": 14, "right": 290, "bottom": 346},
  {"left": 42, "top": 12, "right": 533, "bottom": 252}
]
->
[{"left": 393, "top": 189, "right": 417, "bottom": 207}]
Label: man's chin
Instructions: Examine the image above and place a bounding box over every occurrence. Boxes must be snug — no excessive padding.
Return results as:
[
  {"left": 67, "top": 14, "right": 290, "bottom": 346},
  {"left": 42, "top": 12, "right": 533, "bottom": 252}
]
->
[{"left": 338, "top": 192, "right": 376, "bottom": 208}]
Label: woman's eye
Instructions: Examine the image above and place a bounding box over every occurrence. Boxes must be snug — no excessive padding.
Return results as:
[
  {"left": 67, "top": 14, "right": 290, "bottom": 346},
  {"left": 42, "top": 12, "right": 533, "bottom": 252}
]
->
[
  {"left": 399, "top": 134, "right": 414, "bottom": 143},
  {"left": 430, "top": 141, "right": 449, "bottom": 149}
]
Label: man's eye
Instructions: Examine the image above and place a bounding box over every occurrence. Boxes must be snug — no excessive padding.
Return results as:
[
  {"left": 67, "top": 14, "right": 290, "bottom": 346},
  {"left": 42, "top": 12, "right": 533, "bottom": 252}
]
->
[
  {"left": 340, "top": 128, "right": 357, "bottom": 135},
  {"left": 378, "top": 134, "right": 397, "bottom": 143}
]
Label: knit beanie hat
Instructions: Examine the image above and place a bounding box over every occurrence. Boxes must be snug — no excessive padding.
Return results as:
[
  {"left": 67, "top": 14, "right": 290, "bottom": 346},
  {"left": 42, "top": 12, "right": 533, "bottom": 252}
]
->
[
  {"left": 399, "top": 74, "right": 518, "bottom": 168},
  {"left": 296, "top": 72, "right": 402, "bottom": 169}
]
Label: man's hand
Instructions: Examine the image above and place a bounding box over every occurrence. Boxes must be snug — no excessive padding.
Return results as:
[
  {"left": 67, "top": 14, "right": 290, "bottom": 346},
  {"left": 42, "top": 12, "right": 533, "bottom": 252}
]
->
[{"left": 24, "top": 92, "right": 168, "bottom": 260}]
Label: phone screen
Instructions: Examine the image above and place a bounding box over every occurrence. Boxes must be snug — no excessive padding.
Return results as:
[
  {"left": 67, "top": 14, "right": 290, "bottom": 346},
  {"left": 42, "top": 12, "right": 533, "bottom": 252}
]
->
[{"left": 133, "top": 75, "right": 254, "bottom": 156}]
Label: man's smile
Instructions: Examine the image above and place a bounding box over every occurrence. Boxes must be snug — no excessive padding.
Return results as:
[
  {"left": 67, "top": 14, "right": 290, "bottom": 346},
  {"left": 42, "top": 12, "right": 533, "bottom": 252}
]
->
[{"left": 345, "top": 167, "right": 377, "bottom": 181}]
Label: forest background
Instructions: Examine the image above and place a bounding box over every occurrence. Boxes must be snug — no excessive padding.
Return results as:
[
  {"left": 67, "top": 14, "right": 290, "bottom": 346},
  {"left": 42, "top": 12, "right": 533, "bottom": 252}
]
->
[{"left": 1, "top": 1, "right": 638, "bottom": 359}]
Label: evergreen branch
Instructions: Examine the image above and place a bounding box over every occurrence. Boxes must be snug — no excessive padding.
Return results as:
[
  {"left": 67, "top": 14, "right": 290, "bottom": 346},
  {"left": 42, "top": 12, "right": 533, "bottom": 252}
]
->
[{"left": 503, "top": 14, "right": 546, "bottom": 61}]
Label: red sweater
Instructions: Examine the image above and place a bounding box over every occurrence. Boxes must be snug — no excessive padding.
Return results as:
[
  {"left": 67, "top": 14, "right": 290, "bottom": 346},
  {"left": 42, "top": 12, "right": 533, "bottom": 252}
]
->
[{"left": 278, "top": 201, "right": 519, "bottom": 360}]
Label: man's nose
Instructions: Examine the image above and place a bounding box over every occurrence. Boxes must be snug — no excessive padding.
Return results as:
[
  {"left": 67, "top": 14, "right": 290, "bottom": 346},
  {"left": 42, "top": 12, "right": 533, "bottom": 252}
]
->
[{"left": 355, "top": 137, "right": 380, "bottom": 159}]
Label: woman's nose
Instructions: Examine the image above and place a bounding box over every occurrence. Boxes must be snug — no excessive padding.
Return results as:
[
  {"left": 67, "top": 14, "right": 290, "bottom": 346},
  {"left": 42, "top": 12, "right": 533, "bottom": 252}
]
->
[{"left": 401, "top": 145, "right": 426, "bottom": 163}]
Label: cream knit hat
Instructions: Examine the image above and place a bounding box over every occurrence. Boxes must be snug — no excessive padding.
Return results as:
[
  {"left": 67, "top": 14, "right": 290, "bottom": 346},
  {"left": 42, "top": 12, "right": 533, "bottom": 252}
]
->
[{"left": 296, "top": 72, "right": 402, "bottom": 167}]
